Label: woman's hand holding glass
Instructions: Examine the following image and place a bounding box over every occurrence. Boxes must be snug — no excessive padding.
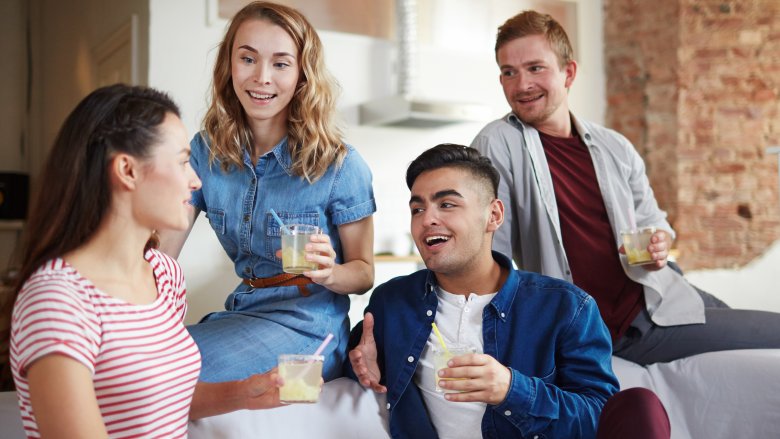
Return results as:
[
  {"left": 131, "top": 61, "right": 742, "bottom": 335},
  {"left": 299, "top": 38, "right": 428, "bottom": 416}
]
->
[{"left": 303, "top": 233, "right": 337, "bottom": 286}]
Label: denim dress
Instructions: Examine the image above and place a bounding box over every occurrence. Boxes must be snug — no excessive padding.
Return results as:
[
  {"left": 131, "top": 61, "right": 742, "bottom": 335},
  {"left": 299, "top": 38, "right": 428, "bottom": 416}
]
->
[{"left": 188, "top": 133, "right": 376, "bottom": 382}]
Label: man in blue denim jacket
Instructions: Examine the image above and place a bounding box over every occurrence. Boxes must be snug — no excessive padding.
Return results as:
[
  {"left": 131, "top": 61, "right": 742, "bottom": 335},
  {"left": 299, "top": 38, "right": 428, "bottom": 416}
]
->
[{"left": 345, "top": 144, "right": 666, "bottom": 438}]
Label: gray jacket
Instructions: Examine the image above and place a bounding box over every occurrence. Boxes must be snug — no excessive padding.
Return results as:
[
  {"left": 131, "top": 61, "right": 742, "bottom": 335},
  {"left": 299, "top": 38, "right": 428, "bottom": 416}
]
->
[{"left": 471, "top": 112, "right": 704, "bottom": 327}]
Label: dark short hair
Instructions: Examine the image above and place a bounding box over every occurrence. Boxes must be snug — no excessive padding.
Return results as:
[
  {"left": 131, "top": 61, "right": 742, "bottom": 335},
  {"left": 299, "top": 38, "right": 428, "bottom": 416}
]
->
[{"left": 406, "top": 144, "right": 500, "bottom": 198}]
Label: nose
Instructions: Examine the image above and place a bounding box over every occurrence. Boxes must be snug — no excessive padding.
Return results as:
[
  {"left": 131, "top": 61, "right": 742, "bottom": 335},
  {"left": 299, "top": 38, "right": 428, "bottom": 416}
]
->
[
  {"left": 188, "top": 167, "right": 202, "bottom": 191},
  {"left": 253, "top": 64, "right": 271, "bottom": 85},
  {"left": 420, "top": 207, "right": 439, "bottom": 227},
  {"left": 515, "top": 71, "right": 533, "bottom": 91}
]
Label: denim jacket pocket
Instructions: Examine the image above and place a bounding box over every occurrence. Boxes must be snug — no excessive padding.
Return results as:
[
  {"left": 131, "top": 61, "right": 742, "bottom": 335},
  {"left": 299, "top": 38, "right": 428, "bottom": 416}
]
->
[
  {"left": 265, "top": 211, "right": 320, "bottom": 263},
  {"left": 206, "top": 208, "right": 226, "bottom": 234}
]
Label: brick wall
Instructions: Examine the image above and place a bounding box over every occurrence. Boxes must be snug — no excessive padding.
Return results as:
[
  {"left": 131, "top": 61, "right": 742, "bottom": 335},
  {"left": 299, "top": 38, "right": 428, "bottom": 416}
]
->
[{"left": 604, "top": 0, "right": 780, "bottom": 269}]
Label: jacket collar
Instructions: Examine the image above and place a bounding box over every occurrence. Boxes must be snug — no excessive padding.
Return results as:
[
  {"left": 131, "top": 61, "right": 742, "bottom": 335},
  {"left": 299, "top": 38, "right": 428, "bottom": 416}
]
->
[
  {"left": 422, "top": 251, "right": 519, "bottom": 322},
  {"left": 505, "top": 111, "right": 593, "bottom": 143}
]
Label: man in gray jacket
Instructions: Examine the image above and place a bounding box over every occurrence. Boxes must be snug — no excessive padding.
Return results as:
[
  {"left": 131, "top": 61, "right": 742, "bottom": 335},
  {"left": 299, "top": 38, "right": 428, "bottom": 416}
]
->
[{"left": 471, "top": 9, "right": 780, "bottom": 364}]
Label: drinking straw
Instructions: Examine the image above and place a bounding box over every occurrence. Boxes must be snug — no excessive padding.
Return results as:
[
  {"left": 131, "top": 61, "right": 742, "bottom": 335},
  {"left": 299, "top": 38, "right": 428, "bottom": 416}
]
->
[
  {"left": 312, "top": 333, "right": 334, "bottom": 356},
  {"left": 431, "top": 323, "right": 450, "bottom": 355},
  {"left": 269, "top": 208, "right": 290, "bottom": 233},
  {"left": 289, "top": 333, "right": 334, "bottom": 381}
]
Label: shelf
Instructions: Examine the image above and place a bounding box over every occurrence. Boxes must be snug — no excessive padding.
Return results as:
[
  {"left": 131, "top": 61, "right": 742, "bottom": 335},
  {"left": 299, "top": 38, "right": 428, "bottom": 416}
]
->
[
  {"left": 374, "top": 254, "right": 422, "bottom": 263},
  {"left": 0, "top": 220, "right": 24, "bottom": 231}
]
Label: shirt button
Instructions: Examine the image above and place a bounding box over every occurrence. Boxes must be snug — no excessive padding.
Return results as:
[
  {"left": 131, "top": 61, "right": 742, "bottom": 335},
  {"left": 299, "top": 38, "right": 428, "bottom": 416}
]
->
[
  {"left": 584, "top": 133, "right": 591, "bottom": 140},
  {"left": 386, "top": 403, "right": 391, "bottom": 409},
  {"left": 426, "top": 310, "right": 433, "bottom": 317},
  {"left": 407, "top": 356, "right": 414, "bottom": 363},
  {"left": 504, "top": 410, "right": 512, "bottom": 416},
  {"left": 244, "top": 267, "right": 251, "bottom": 274},
  {"left": 464, "top": 307, "right": 470, "bottom": 313},
  {"left": 244, "top": 214, "right": 250, "bottom": 222},
  {"left": 501, "top": 312, "right": 506, "bottom": 318}
]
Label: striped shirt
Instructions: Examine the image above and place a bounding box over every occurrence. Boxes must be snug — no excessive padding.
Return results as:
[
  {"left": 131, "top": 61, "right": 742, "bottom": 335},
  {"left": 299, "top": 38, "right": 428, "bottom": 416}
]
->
[{"left": 10, "top": 249, "right": 201, "bottom": 438}]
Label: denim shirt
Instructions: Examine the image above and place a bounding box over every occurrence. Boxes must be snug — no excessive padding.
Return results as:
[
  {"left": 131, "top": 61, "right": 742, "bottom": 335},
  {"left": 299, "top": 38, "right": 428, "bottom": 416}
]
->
[
  {"left": 189, "top": 132, "right": 376, "bottom": 322},
  {"left": 347, "top": 252, "right": 618, "bottom": 439},
  {"left": 471, "top": 113, "right": 705, "bottom": 327}
]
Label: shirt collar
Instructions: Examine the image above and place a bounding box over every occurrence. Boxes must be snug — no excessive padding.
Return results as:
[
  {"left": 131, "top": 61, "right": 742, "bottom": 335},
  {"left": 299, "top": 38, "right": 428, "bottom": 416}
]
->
[
  {"left": 505, "top": 111, "right": 593, "bottom": 144},
  {"left": 422, "top": 251, "right": 519, "bottom": 322},
  {"left": 242, "top": 136, "right": 294, "bottom": 176}
]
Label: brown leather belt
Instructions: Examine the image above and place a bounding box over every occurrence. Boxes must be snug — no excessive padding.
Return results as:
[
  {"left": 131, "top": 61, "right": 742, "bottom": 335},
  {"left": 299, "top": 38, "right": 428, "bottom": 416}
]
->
[{"left": 242, "top": 273, "right": 313, "bottom": 296}]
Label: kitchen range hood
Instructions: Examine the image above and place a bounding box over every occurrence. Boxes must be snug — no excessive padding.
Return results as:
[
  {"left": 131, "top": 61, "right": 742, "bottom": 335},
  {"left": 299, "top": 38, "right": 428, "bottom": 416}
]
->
[{"left": 359, "top": 0, "right": 490, "bottom": 128}]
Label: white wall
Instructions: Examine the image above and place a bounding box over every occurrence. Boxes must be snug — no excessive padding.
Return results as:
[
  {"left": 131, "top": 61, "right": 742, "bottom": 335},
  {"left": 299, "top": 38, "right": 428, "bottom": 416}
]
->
[{"left": 686, "top": 241, "right": 780, "bottom": 313}]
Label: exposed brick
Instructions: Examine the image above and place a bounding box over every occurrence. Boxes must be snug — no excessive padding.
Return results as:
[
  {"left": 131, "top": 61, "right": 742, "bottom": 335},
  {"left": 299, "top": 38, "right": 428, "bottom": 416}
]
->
[{"left": 605, "top": 0, "right": 780, "bottom": 269}]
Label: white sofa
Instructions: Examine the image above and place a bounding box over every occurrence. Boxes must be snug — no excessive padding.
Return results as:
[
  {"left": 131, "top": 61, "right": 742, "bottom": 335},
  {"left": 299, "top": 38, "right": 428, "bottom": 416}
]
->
[
  {"left": 2, "top": 349, "right": 779, "bottom": 439},
  {"left": 4, "top": 225, "right": 778, "bottom": 438}
]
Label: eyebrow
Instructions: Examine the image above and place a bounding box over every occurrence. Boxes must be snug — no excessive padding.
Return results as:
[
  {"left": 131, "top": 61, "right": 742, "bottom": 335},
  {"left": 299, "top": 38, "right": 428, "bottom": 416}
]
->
[
  {"left": 409, "top": 189, "right": 464, "bottom": 205},
  {"left": 236, "top": 45, "right": 296, "bottom": 59},
  {"left": 500, "top": 59, "right": 546, "bottom": 70}
]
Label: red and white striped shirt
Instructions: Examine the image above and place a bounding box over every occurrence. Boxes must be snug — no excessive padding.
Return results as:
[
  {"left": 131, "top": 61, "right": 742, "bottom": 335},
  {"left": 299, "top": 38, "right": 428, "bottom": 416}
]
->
[{"left": 10, "top": 249, "right": 201, "bottom": 438}]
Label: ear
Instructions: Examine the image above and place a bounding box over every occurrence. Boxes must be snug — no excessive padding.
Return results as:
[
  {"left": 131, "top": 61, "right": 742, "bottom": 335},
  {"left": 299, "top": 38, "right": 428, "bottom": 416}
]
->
[
  {"left": 111, "top": 153, "right": 140, "bottom": 191},
  {"left": 564, "top": 60, "right": 578, "bottom": 89},
  {"left": 486, "top": 198, "right": 504, "bottom": 232}
]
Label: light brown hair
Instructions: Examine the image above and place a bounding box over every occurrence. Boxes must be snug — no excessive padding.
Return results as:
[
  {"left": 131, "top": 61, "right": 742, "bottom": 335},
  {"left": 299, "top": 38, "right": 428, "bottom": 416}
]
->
[{"left": 495, "top": 10, "right": 574, "bottom": 68}]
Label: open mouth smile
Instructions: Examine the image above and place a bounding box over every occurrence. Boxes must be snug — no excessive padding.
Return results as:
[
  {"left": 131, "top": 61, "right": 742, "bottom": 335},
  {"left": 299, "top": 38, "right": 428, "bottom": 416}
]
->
[
  {"left": 424, "top": 235, "right": 451, "bottom": 247},
  {"left": 248, "top": 91, "right": 276, "bottom": 101}
]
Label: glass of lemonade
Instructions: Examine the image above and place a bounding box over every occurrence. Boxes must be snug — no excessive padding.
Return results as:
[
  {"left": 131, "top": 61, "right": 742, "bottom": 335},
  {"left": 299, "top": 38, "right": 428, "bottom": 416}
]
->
[
  {"left": 278, "top": 354, "right": 324, "bottom": 403},
  {"left": 282, "top": 224, "right": 320, "bottom": 274},
  {"left": 432, "top": 345, "right": 477, "bottom": 393},
  {"left": 621, "top": 226, "right": 656, "bottom": 266}
]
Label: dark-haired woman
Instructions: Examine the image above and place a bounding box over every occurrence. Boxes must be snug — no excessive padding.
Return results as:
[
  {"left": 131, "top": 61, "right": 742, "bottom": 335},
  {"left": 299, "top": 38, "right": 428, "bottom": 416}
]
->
[{"left": 7, "top": 84, "right": 281, "bottom": 438}]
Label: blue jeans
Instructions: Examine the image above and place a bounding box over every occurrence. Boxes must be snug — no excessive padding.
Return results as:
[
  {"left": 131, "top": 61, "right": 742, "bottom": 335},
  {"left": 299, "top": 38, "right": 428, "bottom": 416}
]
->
[{"left": 188, "top": 284, "right": 350, "bottom": 383}]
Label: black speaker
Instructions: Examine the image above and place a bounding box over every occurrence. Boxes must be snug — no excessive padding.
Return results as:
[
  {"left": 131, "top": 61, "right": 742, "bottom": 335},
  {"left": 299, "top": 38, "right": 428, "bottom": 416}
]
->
[{"left": 0, "top": 172, "right": 29, "bottom": 220}]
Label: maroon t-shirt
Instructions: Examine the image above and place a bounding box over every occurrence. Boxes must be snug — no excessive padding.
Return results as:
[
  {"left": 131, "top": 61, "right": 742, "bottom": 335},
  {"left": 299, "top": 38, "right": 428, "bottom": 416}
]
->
[{"left": 539, "top": 129, "right": 643, "bottom": 341}]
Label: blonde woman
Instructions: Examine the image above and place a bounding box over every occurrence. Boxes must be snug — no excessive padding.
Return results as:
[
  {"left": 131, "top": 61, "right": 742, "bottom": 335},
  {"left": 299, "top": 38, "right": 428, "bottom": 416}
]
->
[{"left": 162, "top": 1, "right": 375, "bottom": 382}]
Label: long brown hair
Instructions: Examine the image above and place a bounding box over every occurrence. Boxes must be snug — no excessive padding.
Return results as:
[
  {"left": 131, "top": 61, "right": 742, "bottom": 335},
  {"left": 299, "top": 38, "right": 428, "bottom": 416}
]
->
[
  {"left": 0, "top": 84, "right": 179, "bottom": 389},
  {"left": 204, "top": 1, "right": 346, "bottom": 181}
]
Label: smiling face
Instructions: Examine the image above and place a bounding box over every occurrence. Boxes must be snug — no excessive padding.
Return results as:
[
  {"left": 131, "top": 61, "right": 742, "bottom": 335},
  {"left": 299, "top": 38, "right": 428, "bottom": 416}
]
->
[
  {"left": 231, "top": 18, "right": 300, "bottom": 135},
  {"left": 498, "top": 34, "right": 576, "bottom": 135},
  {"left": 409, "top": 167, "right": 502, "bottom": 276},
  {"left": 134, "top": 113, "right": 201, "bottom": 232}
]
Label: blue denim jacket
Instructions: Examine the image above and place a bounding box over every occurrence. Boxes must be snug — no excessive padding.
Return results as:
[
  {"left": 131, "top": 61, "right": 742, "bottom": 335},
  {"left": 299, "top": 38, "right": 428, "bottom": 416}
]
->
[
  {"left": 347, "top": 252, "right": 618, "bottom": 439},
  {"left": 189, "top": 133, "right": 376, "bottom": 380}
]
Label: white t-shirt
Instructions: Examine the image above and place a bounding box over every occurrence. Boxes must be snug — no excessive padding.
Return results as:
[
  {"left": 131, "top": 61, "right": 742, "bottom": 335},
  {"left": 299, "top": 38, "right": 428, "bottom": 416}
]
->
[
  {"left": 413, "top": 287, "right": 497, "bottom": 439},
  {"left": 10, "top": 249, "right": 201, "bottom": 438}
]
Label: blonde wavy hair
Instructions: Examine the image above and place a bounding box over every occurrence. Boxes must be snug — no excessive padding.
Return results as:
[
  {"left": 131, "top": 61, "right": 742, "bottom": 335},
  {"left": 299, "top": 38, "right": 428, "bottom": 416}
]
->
[{"left": 204, "top": 1, "right": 346, "bottom": 181}]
